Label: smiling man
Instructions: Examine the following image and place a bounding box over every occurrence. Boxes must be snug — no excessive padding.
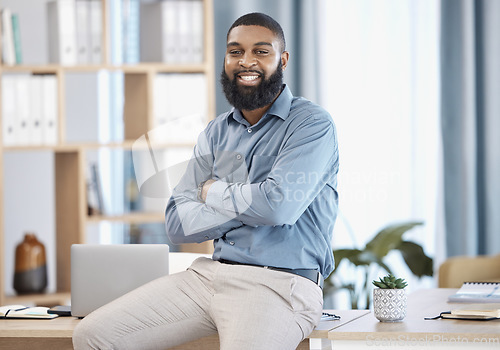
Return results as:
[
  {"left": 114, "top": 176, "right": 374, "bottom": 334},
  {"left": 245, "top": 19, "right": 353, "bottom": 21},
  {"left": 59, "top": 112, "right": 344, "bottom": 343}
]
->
[
  {"left": 73, "top": 13, "right": 339, "bottom": 350},
  {"left": 220, "top": 20, "right": 288, "bottom": 123}
]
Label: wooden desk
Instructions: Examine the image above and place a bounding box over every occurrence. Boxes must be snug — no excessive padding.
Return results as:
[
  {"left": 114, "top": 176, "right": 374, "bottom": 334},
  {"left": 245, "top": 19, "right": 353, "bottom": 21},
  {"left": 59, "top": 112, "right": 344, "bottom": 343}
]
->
[
  {"left": 0, "top": 309, "right": 369, "bottom": 350},
  {"left": 329, "top": 288, "right": 500, "bottom": 349},
  {"left": 0, "top": 316, "right": 79, "bottom": 350}
]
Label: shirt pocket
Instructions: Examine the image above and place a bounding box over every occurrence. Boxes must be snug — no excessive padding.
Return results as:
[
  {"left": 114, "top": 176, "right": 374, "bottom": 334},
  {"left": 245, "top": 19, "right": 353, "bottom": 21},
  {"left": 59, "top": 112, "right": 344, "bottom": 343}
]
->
[
  {"left": 248, "top": 155, "right": 276, "bottom": 182},
  {"left": 213, "top": 150, "right": 248, "bottom": 183}
]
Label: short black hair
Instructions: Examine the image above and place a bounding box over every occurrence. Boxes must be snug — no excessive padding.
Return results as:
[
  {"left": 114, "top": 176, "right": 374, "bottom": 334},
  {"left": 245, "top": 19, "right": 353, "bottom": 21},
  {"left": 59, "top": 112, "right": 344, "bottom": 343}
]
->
[{"left": 227, "top": 12, "right": 286, "bottom": 52}]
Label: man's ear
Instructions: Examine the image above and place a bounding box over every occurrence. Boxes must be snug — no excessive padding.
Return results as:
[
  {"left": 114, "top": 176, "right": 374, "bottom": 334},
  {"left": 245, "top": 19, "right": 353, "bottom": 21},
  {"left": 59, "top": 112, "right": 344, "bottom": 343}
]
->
[{"left": 281, "top": 51, "right": 289, "bottom": 70}]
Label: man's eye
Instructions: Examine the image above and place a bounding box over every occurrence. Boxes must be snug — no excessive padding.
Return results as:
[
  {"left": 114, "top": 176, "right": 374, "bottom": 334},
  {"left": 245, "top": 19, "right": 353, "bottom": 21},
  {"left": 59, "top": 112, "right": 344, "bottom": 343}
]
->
[
  {"left": 229, "top": 50, "right": 242, "bottom": 55},
  {"left": 256, "top": 50, "right": 269, "bottom": 55}
]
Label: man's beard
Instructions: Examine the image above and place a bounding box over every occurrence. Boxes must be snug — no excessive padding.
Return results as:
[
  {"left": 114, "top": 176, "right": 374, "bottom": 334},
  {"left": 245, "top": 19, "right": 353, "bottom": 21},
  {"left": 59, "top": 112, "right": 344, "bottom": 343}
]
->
[{"left": 220, "top": 61, "right": 284, "bottom": 111}]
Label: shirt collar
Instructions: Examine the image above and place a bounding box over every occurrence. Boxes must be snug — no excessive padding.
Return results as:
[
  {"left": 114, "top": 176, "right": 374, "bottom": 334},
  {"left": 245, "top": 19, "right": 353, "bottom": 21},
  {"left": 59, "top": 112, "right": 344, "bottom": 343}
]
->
[{"left": 226, "top": 84, "right": 293, "bottom": 125}]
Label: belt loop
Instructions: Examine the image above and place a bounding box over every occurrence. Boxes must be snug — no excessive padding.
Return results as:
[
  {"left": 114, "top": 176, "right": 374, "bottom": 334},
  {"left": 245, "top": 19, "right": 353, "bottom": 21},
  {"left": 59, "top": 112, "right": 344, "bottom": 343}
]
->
[{"left": 317, "top": 271, "right": 321, "bottom": 287}]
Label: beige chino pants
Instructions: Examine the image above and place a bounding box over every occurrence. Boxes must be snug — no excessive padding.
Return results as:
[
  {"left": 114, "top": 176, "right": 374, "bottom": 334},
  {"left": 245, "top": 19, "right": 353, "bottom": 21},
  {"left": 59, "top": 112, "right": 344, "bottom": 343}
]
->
[{"left": 72, "top": 257, "right": 323, "bottom": 350}]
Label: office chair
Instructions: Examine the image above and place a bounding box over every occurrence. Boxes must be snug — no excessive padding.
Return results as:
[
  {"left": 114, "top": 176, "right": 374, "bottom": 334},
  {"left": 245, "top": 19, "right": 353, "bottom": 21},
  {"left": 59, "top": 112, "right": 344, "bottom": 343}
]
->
[{"left": 438, "top": 254, "right": 500, "bottom": 288}]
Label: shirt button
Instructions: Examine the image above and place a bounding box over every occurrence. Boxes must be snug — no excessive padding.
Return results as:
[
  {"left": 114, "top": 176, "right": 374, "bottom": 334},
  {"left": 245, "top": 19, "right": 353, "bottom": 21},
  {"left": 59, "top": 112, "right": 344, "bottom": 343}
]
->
[
  {"left": 204, "top": 236, "right": 209, "bottom": 239},
  {"left": 247, "top": 128, "right": 253, "bottom": 133},
  {"left": 229, "top": 241, "right": 235, "bottom": 246},
  {"left": 236, "top": 154, "right": 242, "bottom": 160}
]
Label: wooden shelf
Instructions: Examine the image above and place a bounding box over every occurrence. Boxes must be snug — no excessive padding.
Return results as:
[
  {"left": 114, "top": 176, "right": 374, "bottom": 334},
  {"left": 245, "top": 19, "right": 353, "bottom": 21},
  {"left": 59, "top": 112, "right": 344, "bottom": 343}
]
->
[
  {"left": 0, "top": 63, "right": 209, "bottom": 74},
  {"left": 87, "top": 213, "right": 165, "bottom": 224},
  {"left": 1, "top": 141, "right": 195, "bottom": 152},
  {"left": 2, "top": 144, "right": 83, "bottom": 152}
]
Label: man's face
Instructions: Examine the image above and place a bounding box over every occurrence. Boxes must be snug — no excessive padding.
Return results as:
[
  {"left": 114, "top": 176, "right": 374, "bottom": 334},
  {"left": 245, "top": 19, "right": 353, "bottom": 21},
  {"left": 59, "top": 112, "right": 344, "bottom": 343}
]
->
[{"left": 221, "top": 25, "right": 289, "bottom": 111}]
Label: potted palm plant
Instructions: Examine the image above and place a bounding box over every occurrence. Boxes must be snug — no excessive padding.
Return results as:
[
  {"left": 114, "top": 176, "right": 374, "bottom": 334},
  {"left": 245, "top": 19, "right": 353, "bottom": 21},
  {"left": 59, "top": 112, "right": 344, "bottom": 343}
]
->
[
  {"left": 324, "top": 221, "right": 433, "bottom": 309},
  {"left": 372, "top": 274, "right": 408, "bottom": 322}
]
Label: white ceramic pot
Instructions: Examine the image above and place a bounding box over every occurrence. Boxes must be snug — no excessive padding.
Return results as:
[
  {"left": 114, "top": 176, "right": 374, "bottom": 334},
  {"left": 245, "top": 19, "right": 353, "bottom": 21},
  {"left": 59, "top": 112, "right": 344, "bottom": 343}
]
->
[{"left": 373, "top": 288, "right": 407, "bottom": 322}]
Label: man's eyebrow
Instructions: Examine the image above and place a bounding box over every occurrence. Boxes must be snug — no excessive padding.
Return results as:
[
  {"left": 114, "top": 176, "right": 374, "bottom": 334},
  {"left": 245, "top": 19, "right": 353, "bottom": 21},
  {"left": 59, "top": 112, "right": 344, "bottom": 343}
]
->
[
  {"left": 226, "top": 41, "right": 273, "bottom": 48},
  {"left": 254, "top": 41, "right": 273, "bottom": 47}
]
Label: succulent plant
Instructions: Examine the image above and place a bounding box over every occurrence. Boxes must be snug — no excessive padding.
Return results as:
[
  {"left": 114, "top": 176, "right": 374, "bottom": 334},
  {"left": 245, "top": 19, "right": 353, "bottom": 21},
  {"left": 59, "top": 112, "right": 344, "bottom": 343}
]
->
[{"left": 372, "top": 274, "right": 408, "bottom": 289}]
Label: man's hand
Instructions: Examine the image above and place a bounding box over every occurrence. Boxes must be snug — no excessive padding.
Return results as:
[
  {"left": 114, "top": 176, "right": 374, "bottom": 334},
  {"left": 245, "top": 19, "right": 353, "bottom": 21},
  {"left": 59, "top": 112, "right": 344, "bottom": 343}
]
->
[{"left": 201, "top": 179, "right": 216, "bottom": 202}]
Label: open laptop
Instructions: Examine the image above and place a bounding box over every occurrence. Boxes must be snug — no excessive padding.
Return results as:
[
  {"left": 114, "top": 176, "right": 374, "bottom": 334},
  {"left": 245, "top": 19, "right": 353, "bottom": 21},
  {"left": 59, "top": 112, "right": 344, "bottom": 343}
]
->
[{"left": 71, "top": 244, "right": 169, "bottom": 318}]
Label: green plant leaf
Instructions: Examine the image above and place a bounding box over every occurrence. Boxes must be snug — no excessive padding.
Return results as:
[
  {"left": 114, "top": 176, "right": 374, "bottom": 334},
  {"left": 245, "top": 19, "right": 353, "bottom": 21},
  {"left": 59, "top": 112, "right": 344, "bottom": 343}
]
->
[
  {"left": 369, "top": 255, "right": 393, "bottom": 276},
  {"left": 365, "top": 221, "right": 423, "bottom": 258},
  {"left": 396, "top": 241, "right": 433, "bottom": 277},
  {"left": 326, "top": 220, "right": 432, "bottom": 309},
  {"left": 333, "top": 248, "right": 365, "bottom": 270}
]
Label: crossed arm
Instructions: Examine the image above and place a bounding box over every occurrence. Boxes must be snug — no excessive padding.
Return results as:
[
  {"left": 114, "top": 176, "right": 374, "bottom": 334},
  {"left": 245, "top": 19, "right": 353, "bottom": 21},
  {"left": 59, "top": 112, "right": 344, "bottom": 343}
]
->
[{"left": 165, "top": 117, "right": 337, "bottom": 244}]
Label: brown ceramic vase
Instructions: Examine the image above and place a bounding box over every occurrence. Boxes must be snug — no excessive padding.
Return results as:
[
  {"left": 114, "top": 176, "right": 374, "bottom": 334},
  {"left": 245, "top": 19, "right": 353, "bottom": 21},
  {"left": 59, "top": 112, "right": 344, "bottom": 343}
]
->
[{"left": 13, "top": 233, "right": 48, "bottom": 294}]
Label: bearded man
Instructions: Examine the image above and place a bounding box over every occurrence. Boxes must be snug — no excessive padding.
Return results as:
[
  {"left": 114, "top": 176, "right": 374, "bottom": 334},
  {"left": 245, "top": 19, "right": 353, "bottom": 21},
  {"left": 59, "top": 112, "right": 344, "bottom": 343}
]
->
[{"left": 73, "top": 12, "right": 339, "bottom": 350}]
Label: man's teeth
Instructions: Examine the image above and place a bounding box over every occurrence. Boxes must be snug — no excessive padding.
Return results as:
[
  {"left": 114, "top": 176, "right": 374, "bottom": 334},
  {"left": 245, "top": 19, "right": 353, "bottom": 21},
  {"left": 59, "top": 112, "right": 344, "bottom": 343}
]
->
[{"left": 240, "top": 75, "right": 259, "bottom": 81}]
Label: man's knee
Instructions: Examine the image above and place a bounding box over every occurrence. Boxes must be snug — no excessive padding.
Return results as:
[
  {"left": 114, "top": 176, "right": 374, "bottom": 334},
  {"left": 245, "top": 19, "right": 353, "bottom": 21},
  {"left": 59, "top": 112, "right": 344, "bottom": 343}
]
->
[{"left": 72, "top": 316, "right": 104, "bottom": 350}]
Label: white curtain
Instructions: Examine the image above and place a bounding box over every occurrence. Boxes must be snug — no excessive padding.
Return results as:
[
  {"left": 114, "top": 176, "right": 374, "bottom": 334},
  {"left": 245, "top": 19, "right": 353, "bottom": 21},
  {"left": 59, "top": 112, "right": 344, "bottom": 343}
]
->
[{"left": 320, "top": 0, "right": 442, "bottom": 289}]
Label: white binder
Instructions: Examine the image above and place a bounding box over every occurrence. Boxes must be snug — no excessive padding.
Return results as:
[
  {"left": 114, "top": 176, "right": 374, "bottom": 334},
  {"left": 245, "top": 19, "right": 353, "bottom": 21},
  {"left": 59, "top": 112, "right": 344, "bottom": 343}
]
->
[
  {"left": 89, "top": 0, "right": 102, "bottom": 64},
  {"left": 29, "top": 75, "right": 44, "bottom": 145},
  {"left": 1, "top": 75, "right": 18, "bottom": 146},
  {"left": 75, "top": 0, "right": 91, "bottom": 64},
  {"left": 15, "top": 75, "right": 31, "bottom": 145},
  {"left": 41, "top": 75, "right": 58, "bottom": 145},
  {"left": 47, "top": 0, "right": 77, "bottom": 65}
]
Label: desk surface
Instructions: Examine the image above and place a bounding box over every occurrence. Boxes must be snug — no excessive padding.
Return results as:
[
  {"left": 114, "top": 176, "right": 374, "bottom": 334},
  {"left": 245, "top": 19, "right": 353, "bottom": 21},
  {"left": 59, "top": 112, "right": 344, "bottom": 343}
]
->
[
  {"left": 329, "top": 288, "right": 500, "bottom": 341},
  {"left": 5, "top": 290, "right": 498, "bottom": 348},
  {"left": 310, "top": 309, "right": 370, "bottom": 338},
  {"left": 0, "top": 309, "right": 368, "bottom": 339},
  {"left": 0, "top": 316, "right": 80, "bottom": 338},
  {"left": 0, "top": 308, "right": 368, "bottom": 350}
]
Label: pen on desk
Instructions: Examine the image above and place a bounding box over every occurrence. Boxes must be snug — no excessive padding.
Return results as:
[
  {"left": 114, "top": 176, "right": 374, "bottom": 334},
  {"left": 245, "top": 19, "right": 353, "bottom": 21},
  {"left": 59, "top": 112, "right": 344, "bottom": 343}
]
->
[
  {"left": 4, "top": 306, "right": 29, "bottom": 317},
  {"left": 322, "top": 312, "right": 341, "bottom": 320}
]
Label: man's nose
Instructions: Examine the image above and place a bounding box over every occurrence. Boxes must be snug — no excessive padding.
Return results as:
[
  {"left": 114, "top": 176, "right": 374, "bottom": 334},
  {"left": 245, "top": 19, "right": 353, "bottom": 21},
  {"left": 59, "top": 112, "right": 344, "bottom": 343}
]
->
[{"left": 239, "top": 53, "right": 257, "bottom": 67}]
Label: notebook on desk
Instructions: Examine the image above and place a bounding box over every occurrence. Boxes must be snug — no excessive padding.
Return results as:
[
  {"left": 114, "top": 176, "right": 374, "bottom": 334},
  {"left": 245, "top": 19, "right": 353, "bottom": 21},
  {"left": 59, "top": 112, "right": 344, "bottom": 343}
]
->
[
  {"left": 71, "top": 244, "right": 169, "bottom": 318},
  {"left": 448, "top": 282, "right": 500, "bottom": 303}
]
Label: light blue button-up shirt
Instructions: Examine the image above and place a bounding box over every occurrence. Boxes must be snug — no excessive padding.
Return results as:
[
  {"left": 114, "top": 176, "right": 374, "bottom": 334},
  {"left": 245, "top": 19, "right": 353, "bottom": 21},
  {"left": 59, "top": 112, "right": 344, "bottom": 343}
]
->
[{"left": 165, "top": 85, "right": 339, "bottom": 277}]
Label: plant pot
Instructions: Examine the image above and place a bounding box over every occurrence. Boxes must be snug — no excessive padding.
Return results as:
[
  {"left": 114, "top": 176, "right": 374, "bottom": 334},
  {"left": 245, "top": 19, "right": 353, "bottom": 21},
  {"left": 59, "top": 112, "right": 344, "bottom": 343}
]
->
[{"left": 373, "top": 288, "right": 407, "bottom": 322}]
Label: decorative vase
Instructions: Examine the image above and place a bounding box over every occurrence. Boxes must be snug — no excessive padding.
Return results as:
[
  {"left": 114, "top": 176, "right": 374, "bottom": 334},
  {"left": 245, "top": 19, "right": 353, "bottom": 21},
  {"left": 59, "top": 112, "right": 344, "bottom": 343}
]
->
[
  {"left": 13, "top": 233, "right": 48, "bottom": 294},
  {"left": 373, "top": 288, "right": 407, "bottom": 322}
]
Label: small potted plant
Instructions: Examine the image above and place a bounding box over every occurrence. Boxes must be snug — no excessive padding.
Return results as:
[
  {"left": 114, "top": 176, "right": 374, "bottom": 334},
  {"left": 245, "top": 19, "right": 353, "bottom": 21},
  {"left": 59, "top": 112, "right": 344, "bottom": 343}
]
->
[{"left": 372, "top": 274, "right": 408, "bottom": 322}]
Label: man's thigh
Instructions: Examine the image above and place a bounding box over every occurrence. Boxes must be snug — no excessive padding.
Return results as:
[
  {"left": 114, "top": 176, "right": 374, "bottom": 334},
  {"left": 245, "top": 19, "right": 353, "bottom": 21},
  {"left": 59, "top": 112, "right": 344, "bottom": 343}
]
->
[
  {"left": 73, "top": 261, "right": 217, "bottom": 350},
  {"left": 211, "top": 264, "right": 323, "bottom": 350}
]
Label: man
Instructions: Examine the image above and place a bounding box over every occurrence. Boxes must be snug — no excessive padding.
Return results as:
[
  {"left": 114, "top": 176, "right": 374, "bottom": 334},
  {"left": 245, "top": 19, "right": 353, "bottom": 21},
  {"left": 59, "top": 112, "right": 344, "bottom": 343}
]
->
[{"left": 73, "top": 12, "right": 338, "bottom": 350}]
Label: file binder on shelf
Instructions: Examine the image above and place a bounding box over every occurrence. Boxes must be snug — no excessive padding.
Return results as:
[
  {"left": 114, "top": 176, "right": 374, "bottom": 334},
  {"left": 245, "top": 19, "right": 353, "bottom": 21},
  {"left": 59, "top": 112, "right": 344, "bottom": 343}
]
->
[
  {"left": 47, "top": 0, "right": 78, "bottom": 65},
  {"left": 41, "top": 75, "right": 59, "bottom": 145},
  {"left": 1, "top": 74, "right": 17, "bottom": 146},
  {"left": 75, "top": 0, "right": 91, "bottom": 64},
  {"left": 140, "top": 0, "right": 204, "bottom": 64},
  {"left": 89, "top": 0, "right": 102, "bottom": 64}
]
